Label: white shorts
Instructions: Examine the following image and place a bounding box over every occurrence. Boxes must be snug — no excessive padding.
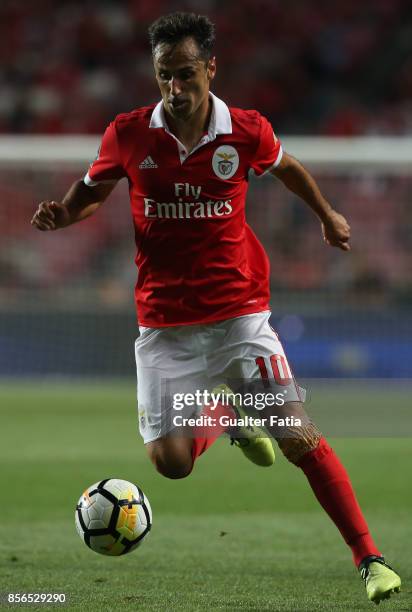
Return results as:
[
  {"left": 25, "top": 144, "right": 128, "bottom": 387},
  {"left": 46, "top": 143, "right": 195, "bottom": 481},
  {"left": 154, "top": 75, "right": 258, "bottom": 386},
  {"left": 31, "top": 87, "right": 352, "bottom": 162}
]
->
[{"left": 134, "top": 311, "right": 301, "bottom": 444}]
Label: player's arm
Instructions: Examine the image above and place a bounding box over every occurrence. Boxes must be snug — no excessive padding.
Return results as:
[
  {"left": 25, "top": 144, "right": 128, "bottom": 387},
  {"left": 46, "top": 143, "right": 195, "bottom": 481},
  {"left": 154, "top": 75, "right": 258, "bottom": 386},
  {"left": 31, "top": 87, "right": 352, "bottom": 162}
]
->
[
  {"left": 31, "top": 180, "right": 116, "bottom": 231},
  {"left": 32, "top": 120, "right": 124, "bottom": 232},
  {"left": 270, "top": 151, "right": 351, "bottom": 251}
]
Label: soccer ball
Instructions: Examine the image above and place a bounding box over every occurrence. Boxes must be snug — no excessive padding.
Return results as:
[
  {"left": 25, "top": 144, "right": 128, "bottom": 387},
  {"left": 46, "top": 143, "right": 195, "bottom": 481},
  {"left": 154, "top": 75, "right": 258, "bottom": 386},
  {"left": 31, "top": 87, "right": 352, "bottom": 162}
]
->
[{"left": 75, "top": 478, "right": 152, "bottom": 556}]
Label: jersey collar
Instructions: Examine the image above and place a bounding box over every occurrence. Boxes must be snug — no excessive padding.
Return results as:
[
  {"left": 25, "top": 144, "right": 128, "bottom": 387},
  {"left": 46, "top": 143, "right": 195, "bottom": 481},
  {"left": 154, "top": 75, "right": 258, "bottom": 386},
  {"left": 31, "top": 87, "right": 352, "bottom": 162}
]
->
[{"left": 149, "top": 92, "right": 232, "bottom": 139}]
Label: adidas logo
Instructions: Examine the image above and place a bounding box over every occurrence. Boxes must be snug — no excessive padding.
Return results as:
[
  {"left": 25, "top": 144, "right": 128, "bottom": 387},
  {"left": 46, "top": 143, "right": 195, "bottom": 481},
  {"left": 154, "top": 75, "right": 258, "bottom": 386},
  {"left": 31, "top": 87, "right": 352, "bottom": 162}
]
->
[{"left": 139, "top": 156, "right": 158, "bottom": 169}]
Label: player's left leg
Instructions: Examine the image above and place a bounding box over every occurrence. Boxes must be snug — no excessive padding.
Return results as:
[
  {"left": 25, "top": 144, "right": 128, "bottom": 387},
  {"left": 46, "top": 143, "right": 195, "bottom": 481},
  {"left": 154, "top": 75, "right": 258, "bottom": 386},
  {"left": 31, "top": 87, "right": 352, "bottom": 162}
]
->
[
  {"left": 263, "top": 400, "right": 401, "bottom": 603},
  {"left": 210, "top": 311, "right": 401, "bottom": 603},
  {"left": 265, "top": 402, "right": 381, "bottom": 566}
]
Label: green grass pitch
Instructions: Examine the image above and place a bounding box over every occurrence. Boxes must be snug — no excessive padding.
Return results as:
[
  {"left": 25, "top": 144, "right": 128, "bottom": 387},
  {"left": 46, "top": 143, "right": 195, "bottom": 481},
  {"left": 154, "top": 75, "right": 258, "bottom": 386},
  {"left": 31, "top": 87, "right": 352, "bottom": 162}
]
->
[{"left": 0, "top": 382, "right": 410, "bottom": 611}]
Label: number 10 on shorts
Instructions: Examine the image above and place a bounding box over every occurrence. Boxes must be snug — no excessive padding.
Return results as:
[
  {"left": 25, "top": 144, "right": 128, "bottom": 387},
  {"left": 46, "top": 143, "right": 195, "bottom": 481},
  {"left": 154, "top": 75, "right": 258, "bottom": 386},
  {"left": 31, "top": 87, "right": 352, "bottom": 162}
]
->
[{"left": 256, "top": 354, "right": 292, "bottom": 385}]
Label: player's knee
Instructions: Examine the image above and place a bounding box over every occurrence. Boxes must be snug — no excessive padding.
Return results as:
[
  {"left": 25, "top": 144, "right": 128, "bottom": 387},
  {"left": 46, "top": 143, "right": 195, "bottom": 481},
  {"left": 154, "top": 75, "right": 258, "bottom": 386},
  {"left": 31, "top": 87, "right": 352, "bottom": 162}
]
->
[
  {"left": 146, "top": 441, "right": 193, "bottom": 479},
  {"left": 155, "top": 457, "right": 193, "bottom": 479},
  {"left": 276, "top": 422, "right": 322, "bottom": 465}
]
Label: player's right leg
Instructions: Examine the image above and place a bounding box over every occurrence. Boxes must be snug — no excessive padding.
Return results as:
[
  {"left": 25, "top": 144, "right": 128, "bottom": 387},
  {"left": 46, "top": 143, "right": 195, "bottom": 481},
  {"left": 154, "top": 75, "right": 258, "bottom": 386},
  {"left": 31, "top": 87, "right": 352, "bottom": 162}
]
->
[
  {"left": 135, "top": 321, "right": 276, "bottom": 476},
  {"left": 146, "top": 435, "right": 194, "bottom": 479},
  {"left": 135, "top": 325, "right": 200, "bottom": 479},
  {"left": 145, "top": 399, "right": 239, "bottom": 477},
  {"left": 134, "top": 324, "right": 235, "bottom": 478}
]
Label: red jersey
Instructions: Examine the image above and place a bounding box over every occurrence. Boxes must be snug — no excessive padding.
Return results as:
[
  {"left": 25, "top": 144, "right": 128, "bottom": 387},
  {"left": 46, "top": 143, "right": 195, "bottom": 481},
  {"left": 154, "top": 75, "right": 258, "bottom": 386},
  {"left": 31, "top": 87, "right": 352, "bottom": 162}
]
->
[{"left": 85, "top": 93, "right": 283, "bottom": 327}]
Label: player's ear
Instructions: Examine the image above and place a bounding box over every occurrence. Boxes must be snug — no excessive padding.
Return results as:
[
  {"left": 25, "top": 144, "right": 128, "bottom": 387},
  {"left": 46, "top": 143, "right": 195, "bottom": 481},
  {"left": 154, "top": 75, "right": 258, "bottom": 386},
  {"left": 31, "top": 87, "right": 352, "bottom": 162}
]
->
[{"left": 207, "top": 57, "right": 216, "bottom": 81}]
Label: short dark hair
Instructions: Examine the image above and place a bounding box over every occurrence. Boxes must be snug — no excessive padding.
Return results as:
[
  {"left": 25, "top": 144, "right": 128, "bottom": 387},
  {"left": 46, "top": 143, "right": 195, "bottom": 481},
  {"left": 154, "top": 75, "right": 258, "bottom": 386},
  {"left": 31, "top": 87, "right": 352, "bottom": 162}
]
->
[{"left": 148, "top": 12, "right": 215, "bottom": 61}]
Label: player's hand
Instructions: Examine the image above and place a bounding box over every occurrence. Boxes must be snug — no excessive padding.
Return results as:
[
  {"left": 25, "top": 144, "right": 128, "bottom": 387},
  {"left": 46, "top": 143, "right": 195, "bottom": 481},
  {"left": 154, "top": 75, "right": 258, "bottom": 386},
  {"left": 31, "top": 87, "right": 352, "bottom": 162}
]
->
[
  {"left": 31, "top": 201, "right": 71, "bottom": 231},
  {"left": 321, "top": 210, "right": 351, "bottom": 251}
]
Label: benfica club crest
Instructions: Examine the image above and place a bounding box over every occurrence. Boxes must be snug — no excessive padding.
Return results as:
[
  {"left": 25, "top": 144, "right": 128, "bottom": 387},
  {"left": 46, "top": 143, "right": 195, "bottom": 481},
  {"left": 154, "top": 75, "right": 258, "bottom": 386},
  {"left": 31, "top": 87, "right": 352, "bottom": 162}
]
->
[
  {"left": 212, "top": 145, "right": 239, "bottom": 180},
  {"left": 218, "top": 154, "right": 235, "bottom": 176}
]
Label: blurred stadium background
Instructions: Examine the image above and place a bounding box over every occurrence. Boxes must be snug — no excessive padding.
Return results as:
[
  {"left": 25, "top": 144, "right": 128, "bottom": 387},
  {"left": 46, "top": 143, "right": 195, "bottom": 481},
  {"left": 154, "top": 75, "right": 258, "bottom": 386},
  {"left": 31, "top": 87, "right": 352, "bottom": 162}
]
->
[{"left": 0, "top": 0, "right": 411, "bottom": 381}]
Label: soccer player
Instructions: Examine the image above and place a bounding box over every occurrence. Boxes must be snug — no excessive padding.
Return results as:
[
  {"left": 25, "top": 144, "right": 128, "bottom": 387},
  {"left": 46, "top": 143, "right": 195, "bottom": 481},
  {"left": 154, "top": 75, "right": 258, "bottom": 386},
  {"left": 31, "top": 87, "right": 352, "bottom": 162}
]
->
[{"left": 31, "top": 12, "right": 401, "bottom": 604}]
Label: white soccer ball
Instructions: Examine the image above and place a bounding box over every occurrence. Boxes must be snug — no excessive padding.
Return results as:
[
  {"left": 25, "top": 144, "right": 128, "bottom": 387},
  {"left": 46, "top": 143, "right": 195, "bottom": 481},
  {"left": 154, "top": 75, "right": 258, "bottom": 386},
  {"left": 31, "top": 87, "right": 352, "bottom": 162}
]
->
[{"left": 75, "top": 478, "right": 152, "bottom": 556}]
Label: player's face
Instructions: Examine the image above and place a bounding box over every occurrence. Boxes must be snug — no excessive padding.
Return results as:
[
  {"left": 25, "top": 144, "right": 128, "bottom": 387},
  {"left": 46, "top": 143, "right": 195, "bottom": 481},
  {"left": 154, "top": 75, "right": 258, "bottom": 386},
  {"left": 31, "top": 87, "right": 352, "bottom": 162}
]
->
[{"left": 153, "top": 37, "right": 216, "bottom": 121}]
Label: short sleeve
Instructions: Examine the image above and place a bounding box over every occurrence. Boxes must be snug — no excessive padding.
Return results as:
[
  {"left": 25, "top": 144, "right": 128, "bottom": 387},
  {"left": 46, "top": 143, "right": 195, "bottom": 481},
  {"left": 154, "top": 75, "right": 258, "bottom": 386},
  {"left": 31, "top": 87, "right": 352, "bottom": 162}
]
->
[
  {"left": 84, "top": 121, "right": 126, "bottom": 186},
  {"left": 250, "top": 115, "right": 283, "bottom": 177}
]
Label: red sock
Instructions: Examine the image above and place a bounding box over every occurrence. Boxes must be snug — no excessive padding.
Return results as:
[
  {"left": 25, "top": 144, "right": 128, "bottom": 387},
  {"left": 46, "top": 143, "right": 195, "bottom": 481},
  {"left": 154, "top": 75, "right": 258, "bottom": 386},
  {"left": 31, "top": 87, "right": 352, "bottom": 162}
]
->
[
  {"left": 191, "top": 402, "right": 235, "bottom": 462},
  {"left": 297, "top": 437, "right": 381, "bottom": 566}
]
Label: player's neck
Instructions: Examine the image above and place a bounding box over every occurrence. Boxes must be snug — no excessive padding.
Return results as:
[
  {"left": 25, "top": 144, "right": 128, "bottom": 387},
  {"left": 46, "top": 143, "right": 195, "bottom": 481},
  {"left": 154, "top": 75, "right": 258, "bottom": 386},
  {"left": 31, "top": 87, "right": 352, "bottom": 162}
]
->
[{"left": 166, "top": 96, "right": 212, "bottom": 153}]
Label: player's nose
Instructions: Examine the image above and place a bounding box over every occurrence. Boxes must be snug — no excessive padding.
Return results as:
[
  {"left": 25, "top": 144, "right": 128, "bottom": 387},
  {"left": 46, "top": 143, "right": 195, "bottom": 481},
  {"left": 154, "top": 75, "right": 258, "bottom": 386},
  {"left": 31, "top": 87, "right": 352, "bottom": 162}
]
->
[{"left": 169, "top": 77, "right": 183, "bottom": 96}]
